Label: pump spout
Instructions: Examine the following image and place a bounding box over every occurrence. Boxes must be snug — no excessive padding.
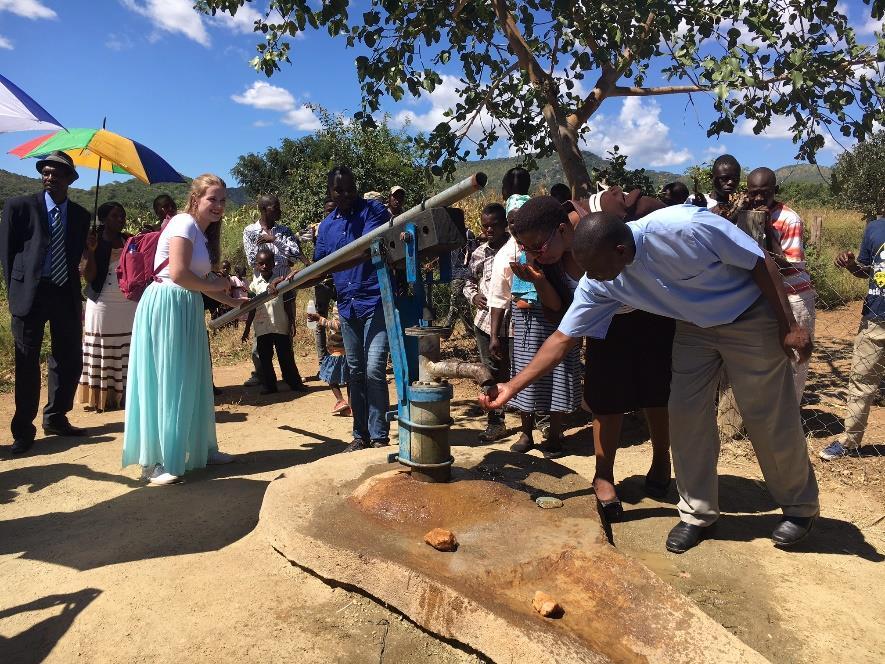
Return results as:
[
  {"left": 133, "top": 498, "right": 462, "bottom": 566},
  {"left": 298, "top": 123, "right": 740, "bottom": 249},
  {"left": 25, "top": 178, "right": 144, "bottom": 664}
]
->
[{"left": 425, "top": 360, "right": 494, "bottom": 389}]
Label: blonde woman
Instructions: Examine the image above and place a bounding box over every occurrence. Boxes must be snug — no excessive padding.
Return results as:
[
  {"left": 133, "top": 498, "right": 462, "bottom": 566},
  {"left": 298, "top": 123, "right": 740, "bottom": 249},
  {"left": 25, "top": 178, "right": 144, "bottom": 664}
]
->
[{"left": 123, "top": 174, "right": 245, "bottom": 485}]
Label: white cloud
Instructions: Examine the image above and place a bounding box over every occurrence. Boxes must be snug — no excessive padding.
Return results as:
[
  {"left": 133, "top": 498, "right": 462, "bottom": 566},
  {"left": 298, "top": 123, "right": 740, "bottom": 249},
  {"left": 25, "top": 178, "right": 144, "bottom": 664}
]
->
[
  {"left": 582, "top": 97, "right": 693, "bottom": 168},
  {"left": 232, "top": 81, "right": 319, "bottom": 130},
  {"left": 703, "top": 144, "right": 728, "bottom": 159},
  {"left": 231, "top": 81, "right": 295, "bottom": 111},
  {"left": 252, "top": 120, "right": 272, "bottom": 128},
  {"left": 857, "top": 16, "right": 883, "bottom": 35},
  {"left": 736, "top": 114, "right": 794, "bottom": 139},
  {"left": 105, "top": 33, "right": 134, "bottom": 51},
  {"left": 121, "top": 0, "right": 211, "bottom": 46},
  {"left": 213, "top": 4, "right": 262, "bottom": 34},
  {"left": 282, "top": 106, "right": 321, "bottom": 130},
  {"left": 0, "top": 0, "right": 56, "bottom": 19},
  {"left": 737, "top": 114, "right": 847, "bottom": 154},
  {"left": 391, "top": 74, "right": 497, "bottom": 144},
  {"left": 0, "top": 34, "right": 11, "bottom": 49}
]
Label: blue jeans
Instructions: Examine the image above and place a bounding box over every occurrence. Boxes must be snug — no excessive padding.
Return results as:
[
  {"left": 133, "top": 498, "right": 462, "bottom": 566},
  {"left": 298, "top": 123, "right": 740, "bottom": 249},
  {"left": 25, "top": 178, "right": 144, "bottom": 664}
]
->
[{"left": 340, "top": 307, "right": 390, "bottom": 442}]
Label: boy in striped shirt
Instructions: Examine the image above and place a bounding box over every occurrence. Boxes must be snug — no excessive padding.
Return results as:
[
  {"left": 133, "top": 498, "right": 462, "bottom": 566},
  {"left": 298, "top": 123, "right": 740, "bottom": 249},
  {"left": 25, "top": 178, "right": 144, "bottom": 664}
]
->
[{"left": 746, "top": 167, "right": 816, "bottom": 402}]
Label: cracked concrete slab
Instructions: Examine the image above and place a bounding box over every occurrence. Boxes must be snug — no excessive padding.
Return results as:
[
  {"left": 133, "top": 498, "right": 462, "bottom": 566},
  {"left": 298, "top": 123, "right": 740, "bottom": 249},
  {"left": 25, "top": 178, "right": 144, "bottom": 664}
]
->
[{"left": 259, "top": 446, "right": 767, "bottom": 663}]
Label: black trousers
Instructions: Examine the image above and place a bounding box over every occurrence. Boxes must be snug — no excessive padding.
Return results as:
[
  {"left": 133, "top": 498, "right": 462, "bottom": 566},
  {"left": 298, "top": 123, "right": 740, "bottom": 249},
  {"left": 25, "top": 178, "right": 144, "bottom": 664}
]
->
[
  {"left": 257, "top": 333, "right": 301, "bottom": 390},
  {"left": 11, "top": 281, "right": 83, "bottom": 440}
]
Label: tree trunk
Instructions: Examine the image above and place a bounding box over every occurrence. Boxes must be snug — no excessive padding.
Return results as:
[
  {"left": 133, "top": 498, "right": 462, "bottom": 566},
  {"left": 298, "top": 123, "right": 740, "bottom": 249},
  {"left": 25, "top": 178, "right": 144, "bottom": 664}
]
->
[
  {"left": 553, "top": 126, "right": 594, "bottom": 199},
  {"left": 538, "top": 97, "right": 593, "bottom": 199}
]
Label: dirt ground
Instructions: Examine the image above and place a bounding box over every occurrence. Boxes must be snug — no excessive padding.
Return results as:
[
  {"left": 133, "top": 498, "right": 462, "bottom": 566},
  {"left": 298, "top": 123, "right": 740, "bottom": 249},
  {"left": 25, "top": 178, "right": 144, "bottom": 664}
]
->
[{"left": 2, "top": 306, "right": 884, "bottom": 663}]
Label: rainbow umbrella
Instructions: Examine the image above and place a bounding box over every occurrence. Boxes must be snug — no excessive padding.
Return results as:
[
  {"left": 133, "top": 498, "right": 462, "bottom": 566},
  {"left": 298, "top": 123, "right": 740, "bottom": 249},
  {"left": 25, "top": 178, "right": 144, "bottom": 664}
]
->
[
  {"left": 9, "top": 126, "right": 184, "bottom": 184},
  {"left": 0, "top": 73, "right": 64, "bottom": 133}
]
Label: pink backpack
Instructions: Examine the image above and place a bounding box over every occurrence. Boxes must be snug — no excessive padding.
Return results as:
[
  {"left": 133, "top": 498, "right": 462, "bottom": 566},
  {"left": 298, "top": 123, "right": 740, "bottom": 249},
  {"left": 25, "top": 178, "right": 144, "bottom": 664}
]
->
[{"left": 116, "top": 229, "right": 169, "bottom": 301}]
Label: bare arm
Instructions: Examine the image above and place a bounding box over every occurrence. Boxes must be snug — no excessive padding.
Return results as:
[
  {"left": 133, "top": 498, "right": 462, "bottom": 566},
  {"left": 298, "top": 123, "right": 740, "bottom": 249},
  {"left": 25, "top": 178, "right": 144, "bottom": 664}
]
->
[
  {"left": 168, "top": 236, "right": 242, "bottom": 307},
  {"left": 751, "top": 256, "right": 812, "bottom": 362},
  {"left": 835, "top": 251, "right": 871, "bottom": 279},
  {"left": 82, "top": 231, "right": 98, "bottom": 282},
  {"left": 480, "top": 331, "right": 580, "bottom": 410},
  {"left": 488, "top": 306, "right": 507, "bottom": 359}
]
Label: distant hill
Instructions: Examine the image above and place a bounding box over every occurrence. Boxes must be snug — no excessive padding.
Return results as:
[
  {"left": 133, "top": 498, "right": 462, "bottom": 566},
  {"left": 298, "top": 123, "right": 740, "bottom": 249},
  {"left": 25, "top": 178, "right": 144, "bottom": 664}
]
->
[
  {"left": 0, "top": 168, "right": 248, "bottom": 214},
  {"left": 774, "top": 163, "right": 832, "bottom": 184},
  {"left": 451, "top": 150, "right": 690, "bottom": 192}
]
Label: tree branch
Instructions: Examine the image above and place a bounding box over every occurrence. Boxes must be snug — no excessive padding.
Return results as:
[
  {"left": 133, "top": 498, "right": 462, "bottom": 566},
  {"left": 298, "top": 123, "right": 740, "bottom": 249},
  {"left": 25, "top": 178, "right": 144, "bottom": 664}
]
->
[
  {"left": 454, "top": 61, "right": 520, "bottom": 142},
  {"left": 609, "top": 84, "right": 707, "bottom": 96},
  {"left": 491, "top": 0, "right": 550, "bottom": 87},
  {"left": 616, "top": 11, "right": 657, "bottom": 78}
]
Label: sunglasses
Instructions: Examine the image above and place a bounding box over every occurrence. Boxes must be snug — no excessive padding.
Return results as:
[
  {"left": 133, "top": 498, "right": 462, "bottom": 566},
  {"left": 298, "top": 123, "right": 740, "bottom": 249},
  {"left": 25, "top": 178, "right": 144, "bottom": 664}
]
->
[{"left": 516, "top": 225, "right": 560, "bottom": 257}]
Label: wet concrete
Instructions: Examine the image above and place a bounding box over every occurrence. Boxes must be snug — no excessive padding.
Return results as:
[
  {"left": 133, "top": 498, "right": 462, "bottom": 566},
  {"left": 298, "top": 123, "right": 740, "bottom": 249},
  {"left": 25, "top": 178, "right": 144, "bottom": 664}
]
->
[{"left": 260, "top": 446, "right": 767, "bottom": 663}]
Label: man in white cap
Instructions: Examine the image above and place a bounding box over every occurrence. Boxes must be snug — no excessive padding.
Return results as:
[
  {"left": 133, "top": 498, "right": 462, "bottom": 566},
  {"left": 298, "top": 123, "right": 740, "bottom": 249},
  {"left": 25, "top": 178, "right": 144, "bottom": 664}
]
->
[
  {"left": 0, "top": 150, "right": 92, "bottom": 454},
  {"left": 388, "top": 185, "right": 405, "bottom": 218}
]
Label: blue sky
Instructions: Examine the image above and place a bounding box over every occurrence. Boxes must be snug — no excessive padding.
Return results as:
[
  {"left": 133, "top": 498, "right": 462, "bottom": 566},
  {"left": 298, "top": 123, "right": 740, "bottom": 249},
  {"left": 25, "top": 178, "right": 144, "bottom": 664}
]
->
[{"left": 0, "top": 0, "right": 881, "bottom": 190}]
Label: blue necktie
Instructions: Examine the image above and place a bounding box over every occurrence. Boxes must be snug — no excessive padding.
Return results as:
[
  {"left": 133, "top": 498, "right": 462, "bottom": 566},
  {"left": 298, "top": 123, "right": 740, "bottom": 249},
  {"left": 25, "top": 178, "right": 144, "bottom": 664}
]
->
[{"left": 48, "top": 206, "right": 68, "bottom": 286}]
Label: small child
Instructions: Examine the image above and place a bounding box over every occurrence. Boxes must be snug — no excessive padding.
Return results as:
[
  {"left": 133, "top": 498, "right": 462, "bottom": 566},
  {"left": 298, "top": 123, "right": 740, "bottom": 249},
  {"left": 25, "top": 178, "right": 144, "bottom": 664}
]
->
[
  {"left": 307, "top": 304, "right": 351, "bottom": 415},
  {"left": 242, "top": 248, "right": 306, "bottom": 395}
]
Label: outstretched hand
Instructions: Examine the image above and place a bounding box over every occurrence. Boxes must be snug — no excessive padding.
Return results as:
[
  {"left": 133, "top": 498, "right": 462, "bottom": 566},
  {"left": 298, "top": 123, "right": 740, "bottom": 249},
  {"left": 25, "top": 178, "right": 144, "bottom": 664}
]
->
[
  {"left": 479, "top": 382, "right": 515, "bottom": 411},
  {"left": 834, "top": 251, "right": 857, "bottom": 270}
]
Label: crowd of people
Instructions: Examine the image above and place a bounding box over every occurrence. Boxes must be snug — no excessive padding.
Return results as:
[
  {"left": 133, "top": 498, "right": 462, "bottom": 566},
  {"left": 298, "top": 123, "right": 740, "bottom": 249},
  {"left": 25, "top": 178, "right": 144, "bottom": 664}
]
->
[{"left": 1, "top": 149, "right": 883, "bottom": 552}]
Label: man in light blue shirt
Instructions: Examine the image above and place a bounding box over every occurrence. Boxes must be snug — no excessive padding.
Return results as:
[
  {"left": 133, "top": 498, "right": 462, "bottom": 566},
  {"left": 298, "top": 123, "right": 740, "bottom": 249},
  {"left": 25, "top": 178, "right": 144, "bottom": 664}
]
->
[{"left": 481, "top": 204, "right": 820, "bottom": 553}]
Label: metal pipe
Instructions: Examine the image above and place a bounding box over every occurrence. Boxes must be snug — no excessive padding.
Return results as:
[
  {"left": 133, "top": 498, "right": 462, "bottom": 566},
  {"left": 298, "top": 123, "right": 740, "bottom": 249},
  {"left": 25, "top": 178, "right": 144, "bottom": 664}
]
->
[
  {"left": 207, "top": 172, "right": 488, "bottom": 330},
  {"left": 425, "top": 360, "right": 495, "bottom": 388}
]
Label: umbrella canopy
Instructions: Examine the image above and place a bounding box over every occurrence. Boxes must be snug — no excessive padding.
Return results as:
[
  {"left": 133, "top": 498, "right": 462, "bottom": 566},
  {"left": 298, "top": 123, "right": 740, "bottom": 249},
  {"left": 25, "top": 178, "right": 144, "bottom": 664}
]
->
[
  {"left": 9, "top": 127, "right": 184, "bottom": 184},
  {"left": 0, "top": 73, "right": 64, "bottom": 133}
]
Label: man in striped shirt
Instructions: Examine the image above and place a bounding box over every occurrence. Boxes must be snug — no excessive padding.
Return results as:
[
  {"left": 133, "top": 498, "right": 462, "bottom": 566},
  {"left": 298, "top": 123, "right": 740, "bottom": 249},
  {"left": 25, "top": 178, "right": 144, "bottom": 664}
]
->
[{"left": 746, "top": 167, "right": 816, "bottom": 402}]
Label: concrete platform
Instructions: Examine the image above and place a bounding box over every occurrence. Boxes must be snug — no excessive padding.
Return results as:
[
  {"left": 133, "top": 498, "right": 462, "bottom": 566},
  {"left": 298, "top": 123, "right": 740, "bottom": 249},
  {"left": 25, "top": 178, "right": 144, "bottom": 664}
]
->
[{"left": 259, "top": 446, "right": 766, "bottom": 663}]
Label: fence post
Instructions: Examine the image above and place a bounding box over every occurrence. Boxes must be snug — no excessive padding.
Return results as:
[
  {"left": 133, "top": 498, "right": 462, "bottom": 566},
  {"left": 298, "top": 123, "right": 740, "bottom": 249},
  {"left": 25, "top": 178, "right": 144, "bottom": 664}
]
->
[{"left": 810, "top": 216, "right": 823, "bottom": 249}]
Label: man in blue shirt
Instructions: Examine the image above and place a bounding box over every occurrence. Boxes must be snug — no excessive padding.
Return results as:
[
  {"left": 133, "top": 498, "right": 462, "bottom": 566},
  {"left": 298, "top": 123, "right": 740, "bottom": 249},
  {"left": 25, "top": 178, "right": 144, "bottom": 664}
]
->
[
  {"left": 820, "top": 217, "right": 885, "bottom": 460},
  {"left": 313, "top": 166, "right": 392, "bottom": 451},
  {"left": 481, "top": 204, "right": 820, "bottom": 553}
]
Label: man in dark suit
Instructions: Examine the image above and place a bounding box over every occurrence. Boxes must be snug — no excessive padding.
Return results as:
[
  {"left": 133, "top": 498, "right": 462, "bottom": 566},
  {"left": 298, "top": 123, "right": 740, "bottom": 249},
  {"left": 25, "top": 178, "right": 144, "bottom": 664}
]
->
[{"left": 0, "top": 151, "right": 92, "bottom": 454}]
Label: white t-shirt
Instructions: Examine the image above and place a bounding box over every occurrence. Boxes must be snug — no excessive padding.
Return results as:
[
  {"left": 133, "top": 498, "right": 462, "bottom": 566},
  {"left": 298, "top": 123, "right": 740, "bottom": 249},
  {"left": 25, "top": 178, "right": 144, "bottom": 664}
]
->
[{"left": 154, "top": 213, "right": 211, "bottom": 284}]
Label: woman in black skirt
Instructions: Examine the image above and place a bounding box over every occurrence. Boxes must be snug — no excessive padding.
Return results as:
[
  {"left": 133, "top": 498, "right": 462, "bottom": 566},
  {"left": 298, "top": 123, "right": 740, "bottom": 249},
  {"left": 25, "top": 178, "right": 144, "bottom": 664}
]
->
[{"left": 518, "top": 190, "right": 674, "bottom": 521}]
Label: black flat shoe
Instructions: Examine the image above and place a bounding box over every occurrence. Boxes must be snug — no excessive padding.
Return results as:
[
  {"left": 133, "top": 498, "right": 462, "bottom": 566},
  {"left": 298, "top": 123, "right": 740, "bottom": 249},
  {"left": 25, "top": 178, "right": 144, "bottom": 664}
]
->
[
  {"left": 10, "top": 439, "right": 34, "bottom": 455},
  {"left": 665, "top": 521, "right": 713, "bottom": 553},
  {"left": 42, "top": 421, "right": 88, "bottom": 437},
  {"left": 597, "top": 497, "right": 624, "bottom": 523},
  {"left": 644, "top": 476, "right": 672, "bottom": 499},
  {"left": 510, "top": 435, "right": 535, "bottom": 453},
  {"left": 771, "top": 515, "right": 816, "bottom": 548},
  {"left": 344, "top": 438, "right": 371, "bottom": 453},
  {"left": 540, "top": 438, "right": 565, "bottom": 459}
]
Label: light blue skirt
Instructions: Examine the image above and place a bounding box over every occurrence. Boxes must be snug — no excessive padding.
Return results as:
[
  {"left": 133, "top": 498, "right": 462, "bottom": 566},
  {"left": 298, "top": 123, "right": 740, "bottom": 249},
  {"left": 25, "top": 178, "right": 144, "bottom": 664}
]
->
[{"left": 122, "top": 282, "right": 217, "bottom": 476}]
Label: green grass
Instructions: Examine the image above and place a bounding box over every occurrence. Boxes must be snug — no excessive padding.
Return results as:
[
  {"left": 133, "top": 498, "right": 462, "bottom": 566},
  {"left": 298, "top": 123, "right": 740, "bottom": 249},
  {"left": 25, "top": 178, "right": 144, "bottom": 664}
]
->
[{"left": 795, "top": 207, "right": 869, "bottom": 308}]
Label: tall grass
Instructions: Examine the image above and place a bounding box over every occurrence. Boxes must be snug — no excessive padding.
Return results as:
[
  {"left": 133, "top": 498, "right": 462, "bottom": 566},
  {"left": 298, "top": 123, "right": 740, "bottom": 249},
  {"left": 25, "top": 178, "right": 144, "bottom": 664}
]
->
[{"left": 795, "top": 207, "right": 868, "bottom": 308}]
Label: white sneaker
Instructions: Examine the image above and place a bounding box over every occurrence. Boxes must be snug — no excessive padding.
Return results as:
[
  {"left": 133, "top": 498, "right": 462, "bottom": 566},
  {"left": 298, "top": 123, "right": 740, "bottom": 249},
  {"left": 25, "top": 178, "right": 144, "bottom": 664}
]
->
[
  {"left": 207, "top": 450, "right": 235, "bottom": 465},
  {"left": 140, "top": 464, "right": 157, "bottom": 480},
  {"left": 148, "top": 464, "right": 181, "bottom": 485}
]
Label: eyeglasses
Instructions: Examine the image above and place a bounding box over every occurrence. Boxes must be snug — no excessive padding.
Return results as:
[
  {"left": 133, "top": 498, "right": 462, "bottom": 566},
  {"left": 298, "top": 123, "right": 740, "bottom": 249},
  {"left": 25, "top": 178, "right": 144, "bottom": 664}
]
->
[{"left": 516, "top": 226, "right": 560, "bottom": 257}]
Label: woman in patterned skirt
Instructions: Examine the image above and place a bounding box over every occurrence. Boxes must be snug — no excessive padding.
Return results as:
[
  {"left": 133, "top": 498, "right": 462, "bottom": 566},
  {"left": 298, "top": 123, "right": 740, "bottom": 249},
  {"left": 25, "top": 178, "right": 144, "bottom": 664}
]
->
[
  {"left": 506, "top": 197, "right": 583, "bottom": 458},
  {"left": 78, "top": 202, "right": 136, "bottom": 411}
]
